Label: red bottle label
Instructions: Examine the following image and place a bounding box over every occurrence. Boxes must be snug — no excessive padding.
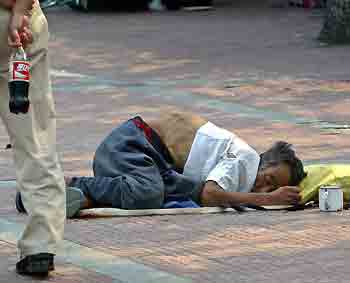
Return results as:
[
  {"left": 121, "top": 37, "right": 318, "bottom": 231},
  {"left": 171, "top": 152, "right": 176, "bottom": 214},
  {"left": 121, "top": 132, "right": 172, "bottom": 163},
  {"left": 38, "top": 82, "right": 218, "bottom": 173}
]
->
[{"left": 11, "top": 61, "right": 30, "bottom": 82}]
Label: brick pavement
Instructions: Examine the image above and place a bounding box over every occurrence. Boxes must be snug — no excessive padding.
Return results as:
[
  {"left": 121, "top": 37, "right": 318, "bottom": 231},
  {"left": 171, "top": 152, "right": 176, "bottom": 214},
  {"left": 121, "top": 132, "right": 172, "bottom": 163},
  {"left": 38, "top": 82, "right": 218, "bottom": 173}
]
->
[
  {"left": 2, "top": 182, "right": 350, "bottom": 282},
  {"left": 0, "top": 1, "right": 350, "bottom": 282},
  {"left": 0, "top": 240, "right": 115, "bottom": 283}
]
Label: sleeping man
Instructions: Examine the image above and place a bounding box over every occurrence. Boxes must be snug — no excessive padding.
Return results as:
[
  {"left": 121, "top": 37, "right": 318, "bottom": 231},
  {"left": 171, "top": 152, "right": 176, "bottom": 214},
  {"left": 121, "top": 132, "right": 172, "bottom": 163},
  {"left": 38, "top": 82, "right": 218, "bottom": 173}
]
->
[{"left": 16, "top": 111, "right": 307, "bottom": 217}]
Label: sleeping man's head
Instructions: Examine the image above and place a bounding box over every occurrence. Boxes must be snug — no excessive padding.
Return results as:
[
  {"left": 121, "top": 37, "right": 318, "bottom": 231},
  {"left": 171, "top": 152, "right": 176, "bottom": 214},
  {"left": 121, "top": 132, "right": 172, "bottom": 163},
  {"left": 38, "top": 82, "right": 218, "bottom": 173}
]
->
[{"left": 252, "top": 141, "right": 307, "bottom": 193}]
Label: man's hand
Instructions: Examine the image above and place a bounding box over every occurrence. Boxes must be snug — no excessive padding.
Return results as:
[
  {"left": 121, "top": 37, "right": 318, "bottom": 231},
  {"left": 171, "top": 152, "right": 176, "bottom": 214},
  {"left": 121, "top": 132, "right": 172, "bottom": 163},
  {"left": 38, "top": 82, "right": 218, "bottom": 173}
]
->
[
  {"left": 200, "top": 181, "right": 301, "bottom": 207},
  {"left": 7, "top": 0, "right": 35, "bottom": 48},
  {"left": 269, "top": 186, "right": 301, "bottom": 205},
  {"left": 8, "top": 13, "right": 32, "bottom": 48}
]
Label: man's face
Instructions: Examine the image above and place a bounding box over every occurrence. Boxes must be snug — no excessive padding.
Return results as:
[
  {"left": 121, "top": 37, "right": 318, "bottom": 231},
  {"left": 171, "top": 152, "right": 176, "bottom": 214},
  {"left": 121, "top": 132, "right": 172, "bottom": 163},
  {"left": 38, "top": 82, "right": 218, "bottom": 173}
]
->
[{"left": 253, "top": 163, "right": 291, "bottom": 193}]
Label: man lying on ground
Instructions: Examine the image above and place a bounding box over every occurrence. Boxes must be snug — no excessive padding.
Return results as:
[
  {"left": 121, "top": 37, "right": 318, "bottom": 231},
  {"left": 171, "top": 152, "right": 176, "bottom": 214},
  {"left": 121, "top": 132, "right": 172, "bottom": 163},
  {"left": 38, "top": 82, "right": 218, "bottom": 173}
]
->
[{"left": 16, "top": 111, "right": 307, "bottom": 217}]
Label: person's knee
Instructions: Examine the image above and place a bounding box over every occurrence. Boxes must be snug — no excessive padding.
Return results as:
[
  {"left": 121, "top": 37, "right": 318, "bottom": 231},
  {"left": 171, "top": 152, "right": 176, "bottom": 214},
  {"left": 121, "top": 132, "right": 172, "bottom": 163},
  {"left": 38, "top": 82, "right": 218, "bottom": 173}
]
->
[{"left": 120, "top": 181, "right": 164, "bottom": 210}]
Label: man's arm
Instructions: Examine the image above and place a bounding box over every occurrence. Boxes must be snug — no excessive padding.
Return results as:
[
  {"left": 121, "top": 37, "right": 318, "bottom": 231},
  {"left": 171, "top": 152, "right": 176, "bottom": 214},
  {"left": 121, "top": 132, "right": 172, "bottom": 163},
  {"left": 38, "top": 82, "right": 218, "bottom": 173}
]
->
[
  {"left": 200, "top": 181, "right": 300, "bottom": 207},
  {"left": 0, "top": 0, "right": 15, "bottom": 9},
  {"left": 13, "top": 0, "right": 33, "bottom": 13}
]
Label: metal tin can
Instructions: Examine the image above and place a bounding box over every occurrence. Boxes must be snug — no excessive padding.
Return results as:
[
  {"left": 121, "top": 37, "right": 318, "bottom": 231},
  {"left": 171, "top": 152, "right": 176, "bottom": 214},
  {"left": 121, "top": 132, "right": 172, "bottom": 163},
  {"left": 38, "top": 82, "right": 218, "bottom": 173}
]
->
[{"left": 319, "top": 186, "right": 343, "bottom": 212}]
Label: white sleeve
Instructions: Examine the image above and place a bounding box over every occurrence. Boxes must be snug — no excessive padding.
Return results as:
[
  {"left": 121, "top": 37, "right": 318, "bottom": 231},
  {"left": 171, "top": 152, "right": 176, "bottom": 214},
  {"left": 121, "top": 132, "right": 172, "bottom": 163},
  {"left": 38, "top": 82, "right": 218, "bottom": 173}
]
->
[{"left": 206, "top": 156, "right": 240, "bottom": 192}]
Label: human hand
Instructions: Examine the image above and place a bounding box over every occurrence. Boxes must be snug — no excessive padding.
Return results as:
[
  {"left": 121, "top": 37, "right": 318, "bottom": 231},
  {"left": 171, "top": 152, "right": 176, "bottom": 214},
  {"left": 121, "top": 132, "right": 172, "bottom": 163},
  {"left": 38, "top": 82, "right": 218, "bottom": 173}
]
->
[
  {"left": 8, "top": 12, "right": 33, "bottom": 48},
  {"left": 269, "top": 186, "right": 301, "bottom": 205}
]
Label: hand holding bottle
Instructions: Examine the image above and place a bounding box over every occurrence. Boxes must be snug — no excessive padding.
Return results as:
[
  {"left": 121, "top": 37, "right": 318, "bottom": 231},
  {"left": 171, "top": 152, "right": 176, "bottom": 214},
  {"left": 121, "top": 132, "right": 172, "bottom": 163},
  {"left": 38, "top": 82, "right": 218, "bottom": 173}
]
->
[{"left": 8, "top": 47, "right": 30, "bottom": 114}]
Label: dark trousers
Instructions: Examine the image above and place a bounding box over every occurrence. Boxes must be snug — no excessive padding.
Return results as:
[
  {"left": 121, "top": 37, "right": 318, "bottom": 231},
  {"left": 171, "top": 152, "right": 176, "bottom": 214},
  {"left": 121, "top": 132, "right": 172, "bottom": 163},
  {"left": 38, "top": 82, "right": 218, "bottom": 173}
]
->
[{"left": 71, "top": 117, "right": 203, "bottom": 210}]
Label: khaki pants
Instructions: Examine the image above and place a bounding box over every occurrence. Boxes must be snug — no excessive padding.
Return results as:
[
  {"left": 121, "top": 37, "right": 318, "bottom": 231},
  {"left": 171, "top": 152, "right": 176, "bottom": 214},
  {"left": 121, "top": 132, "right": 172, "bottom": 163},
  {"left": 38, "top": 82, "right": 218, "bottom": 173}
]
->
[{"left": 0, "top": 3, "right": 65, "bottom": 257}]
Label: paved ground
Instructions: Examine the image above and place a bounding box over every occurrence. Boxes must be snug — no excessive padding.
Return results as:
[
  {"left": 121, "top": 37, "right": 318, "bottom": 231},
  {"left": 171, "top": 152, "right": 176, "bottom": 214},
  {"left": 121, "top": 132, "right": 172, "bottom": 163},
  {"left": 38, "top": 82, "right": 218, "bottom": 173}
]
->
[{"left": 0, "top": 1, "right": 350, "bottom": 282}]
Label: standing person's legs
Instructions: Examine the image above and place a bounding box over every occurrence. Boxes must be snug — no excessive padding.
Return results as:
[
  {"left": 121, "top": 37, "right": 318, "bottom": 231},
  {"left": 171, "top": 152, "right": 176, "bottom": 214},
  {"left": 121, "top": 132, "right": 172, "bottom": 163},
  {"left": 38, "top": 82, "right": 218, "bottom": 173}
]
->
[{"left": 0, "top": 5, "right": 65, "bottom": 275}]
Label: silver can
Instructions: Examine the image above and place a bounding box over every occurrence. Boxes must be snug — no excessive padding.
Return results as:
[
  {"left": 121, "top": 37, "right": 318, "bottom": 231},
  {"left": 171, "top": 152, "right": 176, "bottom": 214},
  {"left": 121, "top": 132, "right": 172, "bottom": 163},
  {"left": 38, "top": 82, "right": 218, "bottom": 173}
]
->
[{"left": 319, "top": 186, "right": 343, "bottom": 212}]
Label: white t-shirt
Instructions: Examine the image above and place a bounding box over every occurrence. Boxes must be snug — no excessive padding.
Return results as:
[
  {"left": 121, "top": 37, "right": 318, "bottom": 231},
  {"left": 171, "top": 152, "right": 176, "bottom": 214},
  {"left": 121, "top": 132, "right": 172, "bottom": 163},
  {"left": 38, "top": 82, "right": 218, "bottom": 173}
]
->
[{"left": 183, "top": 122, "right": 260, "bottom": 193}]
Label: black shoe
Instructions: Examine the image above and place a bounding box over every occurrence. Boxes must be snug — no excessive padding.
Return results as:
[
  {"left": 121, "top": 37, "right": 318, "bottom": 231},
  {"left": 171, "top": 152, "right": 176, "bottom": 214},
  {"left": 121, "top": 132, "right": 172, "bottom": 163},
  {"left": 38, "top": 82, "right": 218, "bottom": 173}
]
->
[{"left": 16, "top": 253, "right": 54, "bottom": 276}]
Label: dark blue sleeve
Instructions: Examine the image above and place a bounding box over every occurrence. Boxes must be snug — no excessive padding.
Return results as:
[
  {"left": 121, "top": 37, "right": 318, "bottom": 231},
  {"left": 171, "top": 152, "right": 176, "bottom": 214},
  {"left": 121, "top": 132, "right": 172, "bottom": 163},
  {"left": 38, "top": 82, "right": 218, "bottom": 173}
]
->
[{"left": 162, "top": 170, "right": 204, "bottom": 204}]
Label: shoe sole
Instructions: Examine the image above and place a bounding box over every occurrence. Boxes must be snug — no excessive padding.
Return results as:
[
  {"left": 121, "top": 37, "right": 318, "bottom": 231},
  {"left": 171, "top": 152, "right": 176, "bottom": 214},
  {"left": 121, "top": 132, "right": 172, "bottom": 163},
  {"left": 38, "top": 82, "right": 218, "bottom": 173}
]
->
[{"left": 66, "top": 187, "right": 84, "bottom": 218}]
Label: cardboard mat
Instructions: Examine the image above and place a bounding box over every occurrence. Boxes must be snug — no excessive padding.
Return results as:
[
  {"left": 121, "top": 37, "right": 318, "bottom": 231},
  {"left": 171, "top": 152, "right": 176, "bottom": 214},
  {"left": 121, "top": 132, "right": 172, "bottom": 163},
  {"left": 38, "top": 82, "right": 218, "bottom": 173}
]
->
[
  {"left": 0, "top": 180, "right": 294, "bottom": 218},
  {"left": 78, "top": 205, "right": 293, "bottom": 218}
]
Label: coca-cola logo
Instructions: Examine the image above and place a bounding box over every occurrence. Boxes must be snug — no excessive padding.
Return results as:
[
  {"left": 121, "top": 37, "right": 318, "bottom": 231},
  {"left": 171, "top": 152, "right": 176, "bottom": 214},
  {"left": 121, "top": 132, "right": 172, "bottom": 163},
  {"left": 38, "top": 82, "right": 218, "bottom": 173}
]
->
[
  {"left": 16, "top": 63, "right": 30, "bottom": 73},
  {"left": 12, "top": 61, "right": 30, "bottom": 81}
]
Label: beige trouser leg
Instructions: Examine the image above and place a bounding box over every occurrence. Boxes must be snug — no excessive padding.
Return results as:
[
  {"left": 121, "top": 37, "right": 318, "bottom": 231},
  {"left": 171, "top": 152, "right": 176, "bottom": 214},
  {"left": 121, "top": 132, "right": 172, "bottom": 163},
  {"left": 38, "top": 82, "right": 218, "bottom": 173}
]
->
[{"left": 0, "top": 3, "right": 65, "bottom": 257}]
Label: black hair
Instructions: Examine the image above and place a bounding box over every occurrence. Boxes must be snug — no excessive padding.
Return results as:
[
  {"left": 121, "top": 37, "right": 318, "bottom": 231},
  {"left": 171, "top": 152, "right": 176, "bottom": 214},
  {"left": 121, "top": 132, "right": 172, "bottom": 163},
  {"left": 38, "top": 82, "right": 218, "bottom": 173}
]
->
[{"left": 259, "top": 141, "right": 307, "bottom": 186}]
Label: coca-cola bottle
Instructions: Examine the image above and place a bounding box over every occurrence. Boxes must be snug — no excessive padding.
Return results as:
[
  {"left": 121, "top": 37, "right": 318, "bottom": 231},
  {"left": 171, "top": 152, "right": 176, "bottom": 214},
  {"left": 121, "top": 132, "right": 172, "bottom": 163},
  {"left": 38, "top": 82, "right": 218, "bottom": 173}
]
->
[{"left": 8, "top": 47, "right": 30, "bottom": 114}]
